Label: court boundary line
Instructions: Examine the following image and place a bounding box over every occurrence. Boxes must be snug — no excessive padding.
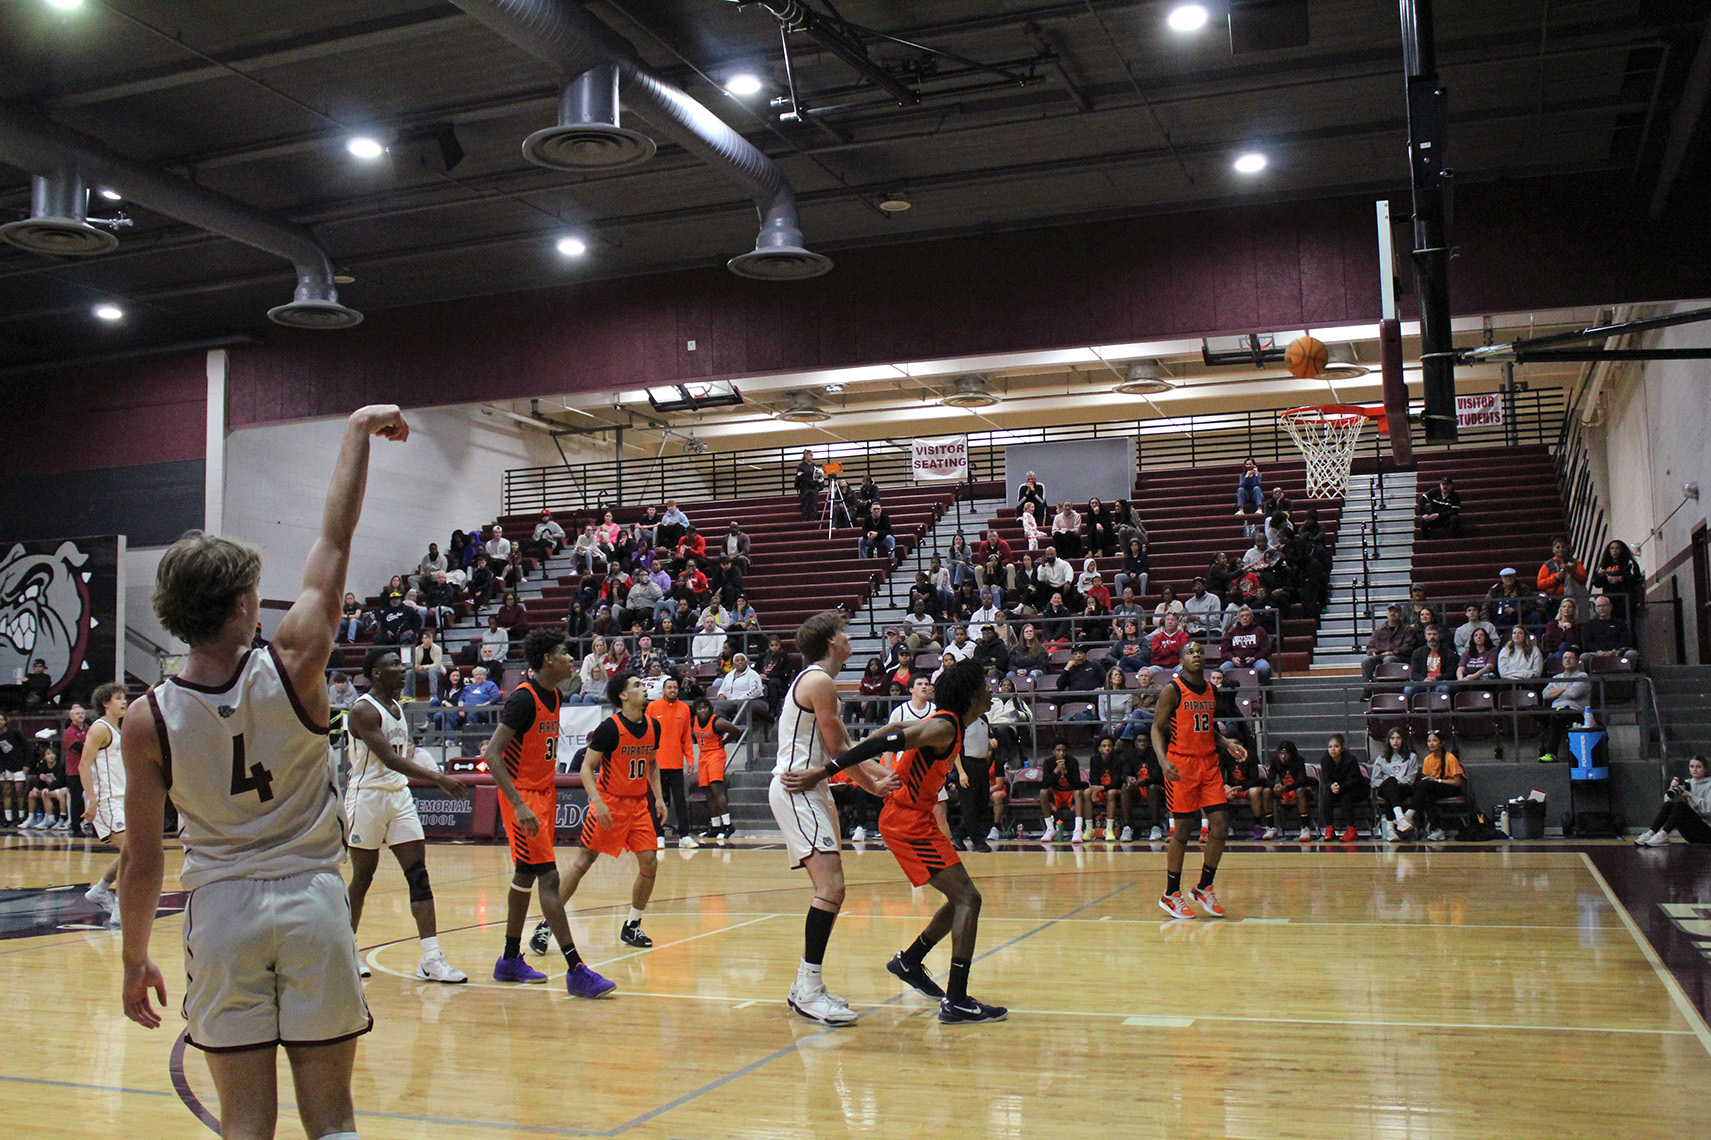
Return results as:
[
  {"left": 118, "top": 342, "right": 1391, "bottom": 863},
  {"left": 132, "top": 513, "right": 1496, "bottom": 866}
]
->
[
  {"left": 1579, "top": 851, "right": 1711, "bottom": 1059},
  {"left": 0, "top": 1071, "right": 177, "bottom": 1097}
]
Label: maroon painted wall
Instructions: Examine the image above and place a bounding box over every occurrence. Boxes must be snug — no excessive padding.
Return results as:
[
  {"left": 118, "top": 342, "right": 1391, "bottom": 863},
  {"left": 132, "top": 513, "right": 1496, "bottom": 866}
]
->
[
  {"left": 2, "top": 351, "right": 205, "bottom": 475},
  {"left": 221, "top": 172, "right": 1711, "bottom": 429}
]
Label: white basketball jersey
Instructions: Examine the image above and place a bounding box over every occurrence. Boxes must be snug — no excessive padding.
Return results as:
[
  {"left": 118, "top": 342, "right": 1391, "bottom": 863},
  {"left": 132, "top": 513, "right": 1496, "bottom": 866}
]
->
[
  {"left": 89, "top": 718, "right": 126, "bottom": 806},
  {"left": 150, "top": 646, "right": 345, "bottom": 892},
  {"left": 773, "top": 664, "right": 830, "bottom": 774},
  {"left": 346, "top": 693, "right": 409, "bottom": 793}
]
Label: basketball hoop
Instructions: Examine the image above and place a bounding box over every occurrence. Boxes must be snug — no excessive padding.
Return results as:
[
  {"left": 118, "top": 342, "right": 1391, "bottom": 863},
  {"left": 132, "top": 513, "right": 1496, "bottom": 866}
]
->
[{"left": 1279, "top": 404, "right": 1383, "bottom": 499}]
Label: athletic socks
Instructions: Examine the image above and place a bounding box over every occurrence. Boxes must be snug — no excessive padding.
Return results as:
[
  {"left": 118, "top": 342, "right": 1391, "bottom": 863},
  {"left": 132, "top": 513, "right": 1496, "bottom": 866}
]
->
[
  {"left": 627, "top": 906, "right": 645, "bottom": 925},
  {"left": 1197, "top": 864, "right": 1218, "bottom": 891},
  {"left": 419, "top": 935, "right": 439, "bottom": 955},
  {"left": 1072, "top": 816, "right": 1084, "bottom": 836},
  {"left": 900, "top": 932, "right": 939, "bottom": 969},
  {"left": 1166, "top": 871, "right": 1182, "bottom": 895},
  {"left": 503, "top": 936, "right": 522, "bottom": 960},
  {"left": 947, "top": 957, "right": 971, "bottom": 1002},
  {"left": 562, "top": 943, "right": 583, "bottom": 969},
  {"left": 804, "top": 905, "right": 837, "bottom": 966}
]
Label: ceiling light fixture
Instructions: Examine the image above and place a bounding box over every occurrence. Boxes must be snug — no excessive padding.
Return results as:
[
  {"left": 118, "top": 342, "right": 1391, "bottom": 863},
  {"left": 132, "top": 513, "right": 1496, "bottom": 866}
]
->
[
  {"left": 878, "top": 191, "right": 911, "bottom": 213},
  {"left": 1233, "top": 152, "right": 1268, "bottom": 174},
  {"left": 724, "top": 73, "right": 763, "bottom": 96},
  {"left": 45, "top": 0, "right": 84, "bottom": 9},
  {"left": 98, "top": 188, "right": 121, "bottom": 201},
  {"left": 555, "top": 236, "right": 588, "bottom": 257},
  {"left": 345, "top": 136, "right": 386, "bottom": 160},
  {"left": 1167, "top": 4, "right": 1209, "bottom": 32},
  {"left": 92, "top": 303, "right": 123, "bottom": 321}
]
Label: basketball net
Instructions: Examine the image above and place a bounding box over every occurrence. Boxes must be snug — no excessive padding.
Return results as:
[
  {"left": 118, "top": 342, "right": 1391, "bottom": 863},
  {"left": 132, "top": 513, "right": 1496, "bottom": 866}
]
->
[{"left": 1280, "top": 407, "right": 1369, "bottom": 499}]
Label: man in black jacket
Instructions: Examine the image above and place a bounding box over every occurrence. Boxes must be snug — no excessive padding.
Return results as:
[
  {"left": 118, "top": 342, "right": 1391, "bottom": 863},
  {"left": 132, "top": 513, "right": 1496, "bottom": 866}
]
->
[
  {"left": 1055, "top": 647, "right": 1103, "bottom": 701},
  {"left": 1419, "top": 476, "right": 1463, "bottom": 537},
  {"left": 794, "top": 449, "right": 823, "bottom": 520}
]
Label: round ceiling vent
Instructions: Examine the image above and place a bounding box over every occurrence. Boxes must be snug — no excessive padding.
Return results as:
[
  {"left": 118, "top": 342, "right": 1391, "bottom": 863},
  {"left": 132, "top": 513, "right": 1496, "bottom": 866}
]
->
[
  {"left": 940, "top": 374, "right": 998, "bottom": 407},
  {"left": 728, "top": 246, "right": 833, "bottom": 281},
  {"left": 1114, "top": 360, "right": 1173, "bottom": 395},
  {"left": 522, "top": 124, "right": 656, "bottom": 170},
  {"left": 267, "top": 298, "right": 365, "bottom": 329},
  {"left": 0, "top": 216, "right": 118, "bottom": 256},
  {"left": 776, "top": 392, "right": 830, "bottom": 422}
]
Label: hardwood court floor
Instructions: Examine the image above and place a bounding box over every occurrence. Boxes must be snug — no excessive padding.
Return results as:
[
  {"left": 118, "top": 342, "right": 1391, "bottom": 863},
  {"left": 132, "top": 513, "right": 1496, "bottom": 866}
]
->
[{"left": 1, "top": 835, "right": 1704, "bottom": 1139}]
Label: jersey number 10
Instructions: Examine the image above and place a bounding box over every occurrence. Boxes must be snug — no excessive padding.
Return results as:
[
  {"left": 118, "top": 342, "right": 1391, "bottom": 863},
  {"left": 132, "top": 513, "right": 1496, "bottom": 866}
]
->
[{"left": 228, "top": 734, "right": 276, "bottom": 803}]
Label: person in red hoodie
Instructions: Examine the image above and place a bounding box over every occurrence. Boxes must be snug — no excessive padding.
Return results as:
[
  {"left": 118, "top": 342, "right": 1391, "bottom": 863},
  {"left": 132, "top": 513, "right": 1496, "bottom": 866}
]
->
[
  {"left": 675, "top": 526, "right": 707, "bottom": 570},
  {"left": 1149, "top": 611, "right": 1191, "bottom": 670}
]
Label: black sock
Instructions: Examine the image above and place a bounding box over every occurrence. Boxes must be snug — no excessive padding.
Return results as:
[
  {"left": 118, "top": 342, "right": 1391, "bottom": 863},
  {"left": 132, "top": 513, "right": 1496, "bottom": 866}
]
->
[
  {"left": 948, "top": 957, "right": 971, "bottom": 1002},
  {"left": 562, "top": 943, "right": 582, "bottom": 969},
  {"left": 503, "top": 936, "right": 521, "bottom": 959},
  {"left": 901, "top": 932, "right": 938, "bottom": 968},
  {"left": 1197, "top": 864, "right": 1218, "bottom": 891},
  {"left": 1166, "top": 871, "right": 1182, "bottom": 895},
  {"left": 804, "top": 905, "right": 837, "bottom": 966}
]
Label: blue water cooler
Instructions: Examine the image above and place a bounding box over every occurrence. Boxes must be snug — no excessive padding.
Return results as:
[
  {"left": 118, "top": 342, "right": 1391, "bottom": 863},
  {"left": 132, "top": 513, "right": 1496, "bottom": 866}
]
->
[{"left": 1565, "top": 728, "right": 1615, "bottom": 837}]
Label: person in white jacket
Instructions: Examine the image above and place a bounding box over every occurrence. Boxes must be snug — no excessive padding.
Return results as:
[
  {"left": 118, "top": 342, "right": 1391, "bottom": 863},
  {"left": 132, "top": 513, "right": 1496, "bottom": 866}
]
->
[
  {"left": 1369, "top": 728, "right": 1421, "bottom": 841},
  {"left": 1497, "top": 624, "right": 1544, "bottom": 680},
  {"left": 1636, "top": 755, "right": 1711, "bottom": 845}
]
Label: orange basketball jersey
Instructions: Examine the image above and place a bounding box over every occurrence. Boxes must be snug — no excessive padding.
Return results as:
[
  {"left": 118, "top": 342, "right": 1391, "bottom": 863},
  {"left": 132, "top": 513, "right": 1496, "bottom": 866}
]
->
[
  {"left": 597, "top": 712, "right": 660, "bottom": 800},
  {"left": 1166, "top": 676, "right": 1218, "bottom": 764},
  {"left": 888, "top": 710, "right": 963, "bottom": 813},
  {"left": 502, "top": 681, "right": 561, "bottom": 794},
  {"left": 693, "top": 713, "right": 727, "bottom": 769}
]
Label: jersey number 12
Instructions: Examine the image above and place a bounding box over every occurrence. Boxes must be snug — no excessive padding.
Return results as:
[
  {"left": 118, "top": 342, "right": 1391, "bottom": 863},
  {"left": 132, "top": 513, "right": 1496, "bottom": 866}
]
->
[
  {"left": 1192, "top": 712, "right": 1212, "bottom": 734},
  {"left": 228, "top": 734, "right": 276, "bottom": 803}
]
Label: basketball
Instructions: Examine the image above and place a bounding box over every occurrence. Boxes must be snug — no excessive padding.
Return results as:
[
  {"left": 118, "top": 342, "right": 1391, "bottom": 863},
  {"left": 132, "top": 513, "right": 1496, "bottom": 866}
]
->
[{"left": 1285, "top": 335, "right": 1328, "bottom": 379}]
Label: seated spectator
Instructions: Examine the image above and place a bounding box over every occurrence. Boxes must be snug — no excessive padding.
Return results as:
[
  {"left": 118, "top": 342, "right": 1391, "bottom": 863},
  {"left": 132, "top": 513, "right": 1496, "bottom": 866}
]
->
[
  {"left": 411, "top": 628, "right": 444, "bottom": 699},
  {"left": 1205, "top": 551, "right": 1238, "bottom": 601},
  {"left": 1537, "top": 650, "right": 1590, "bottom": 763},
  {"left": 1016, "top": 470, "right": 1048, "bottom": 519},
  {"left": 691, "top": 613, "right": 727, "bottom": 666},
  {"left": 1151, "top": 585, "right": 1185, "bottom": 630},
  {"left": 1453, "top": 603, "right": 1498, "bottom": 656},
  {"left": 420, "top": 571, "right": 458, "bottom": 630},
  {"left": 1591, "top": 539, "right": 1644, "bottom": 625},
  {"left": 573, "top": 634, "right": 610, "bottom": 704},
  {"left": 23, "top": 743, "right": 67, "bottom": 830},
  {"left": 1240, "top": 533, "right": 1269, "bottom": 571},
  {"left": 1223, "top": 748, "right": 1273, "bottom": 840},
  {"left": 459, "top": 665, "right": 502, "bottom": 725},
  {"left": 427, "top": 667, "right": 468, "bottom": 731},
  {"left": 1218, "top": 605, "right": 1273, "bottom": 683},
  {"left": 327, "top": 671, "right": 358, "bottom": 712},
  {"left": 1235, "top": 458, "right": 1263, "bottom": 516},
  {"left": 902, "top": 602, "right": 942, "bottom": 654},
  {"left": 986, "top": 677, "right": 1031, "bottom": 771},
  {"left": 1085, "top": 498, "right": 1116, "bottom": 557},
  {"left": 339, "top": 592, "right": 371, "bottom": 643},
  {"left": 1541, "top": 598, "right": 1584, "bottom": 659},
  {"left": 1039, "top": 594, "right": 1074, "bottom": 648},
  {"left": 484, "top": 525, "right": 513, "bottom": 569},
  {"left": 1150, "top": 612, "right": 1190, "bottom": 671},
  {"left": 976, "top": 528, "right": 1013, "bottom": 579},
  {"left": 414, "top": 542, "right": 448, "bottom": 590},
  {"left": 858, "top": 503, "right": 896, "bottom": 559},
  {"left": 602, "top": 635, "right": 630, "bottom": 678},
  {"left": 1264, "top": 510, "right": 1295, "bottom": 551},
  {"left": 713, "top": 652, "right": 769, "bottom": 725},
  {"left": 1536, "top": 537, "right": 1587, "bottom": 611},
  {"left": 699, "top": 597, "right": 733, "bottom": 631},
  {"left": 1008, "top": 624, "right": 1049, "bottom": 678},
  {"left": 1037, "top": 742, "right": 1087, "bottom": 842},
  {"left": 1035, "top": 548, "right": 1075, "bottom": 610},
  {"left": 1403, "top": 729, "right": 1465, "bottom": 840},
  {"left": 1076, "top": 555, "right": 1105, "bottom": 599},
  {"left": 722, "top": 521, "right": 752, "bottom": 571},
  {"left": 1264, "top": 487, "right": 1294, "bottom": 519},
  {"left": 630, "top": 634, "right": 663, "bottom": 677},
  {"left": 1269, "top": 740, "right": 1318, "bottom": 841},
  {"left": 467, "top": 552, "right": 497, "bottom": 611},
  {"left": 1318, "top": 733, "right": 1367, "bottom": 841},
  {"left": 1019, "top": 501, "right": 1047, "bottom": 553},
  {"left": 679, "top": 559, "right": 710, "bottom": 604},
  {"left": 1636, "top": 755, "right": 1711, "bottom": 846},
  {"left": 1362, "top": 604, "right": 1420, "bottom": 686},
  {"left": 656, "top": 500, "right": 690, "bottom": 552},
  {"left": 728, "top": 594, "right": 759, "bottom": 632},
  {"left": 1405, "top": 624, "right": 1451, "bottom": 696},
  {"left": 1111, "top": 587, "right": 1147, "bottom": 622},
  {"left": 1055, "top": 646, "right": 1104, "bottom": 702},
  {"left": 1101, "top": 618, "right": 1149, "bottom": 673},
  {"left": 1113, "top": 537, "right": 1150, "bottom": 600},
  {"left": 495, "top": 590, "right": 530, "bottom": 633},
  {"left": 1457, "top": 627, "right": 1501, "bottom": 683},
  {"left": 1487, "top": 566, "right": 1539, "bottom": 632},
  {"left": 945, "top": 533, "right": 977, "bottom": 588},
  {"left": 1583, "top": 594, "right": 1640, "bottom": 667},
  {"left": 674, "top": 525, "right": 707, "bottom": 569},
  {"left": 373, "top": 592, "right": 421, "bottom": 647},
  {"left": 1298, "top": 508, "right": 1326, "bottom": 547},
  {"left": 852, "top": 658, "right": 889, "bottom": 724},
  {"left": 1097, "top": 667, "right": 1133, "bottom": 730},
  {"left": 478, "top": 615, "right": 511, "bottom": 687},
  {"left": 942, "top": 625, "right": 976, "bottom": 663},
  {"left": 564, "top": 599, "right": 590, "bottom": 646},
  {"left": 1418, "top": 476, "right": 1463, "bottom": 537},
  {"left": 570, "top": 524, "right": 601, "bottom": 574},
  {"left": 1371, "top": 728, "right": 1420, "bottom": 841},
  {"left": 621, "top": 571, "right": 663, "bottom": 630},
  {"left": 532, "top": 510, "right": 567, "bottom": 558},
  {"left": 447, "top": 530, "right": 472, "bottom": 571}
]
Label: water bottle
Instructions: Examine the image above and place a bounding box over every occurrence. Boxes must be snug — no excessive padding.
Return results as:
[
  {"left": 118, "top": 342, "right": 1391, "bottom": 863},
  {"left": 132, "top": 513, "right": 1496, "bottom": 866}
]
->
[
  {"left": 1582, "top": 706, "right": 1595, "bottom": 729},
  {"left": 1015, "top": 822, "right": 1024, "bottom": 841},
  {"left": 1498, "top": 806, "right": 1510, "bottom": 836}
]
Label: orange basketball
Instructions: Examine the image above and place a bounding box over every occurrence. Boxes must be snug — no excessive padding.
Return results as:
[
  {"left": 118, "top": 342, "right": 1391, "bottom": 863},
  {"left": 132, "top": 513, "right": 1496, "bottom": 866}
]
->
[{"left": 1285, "top": 335, "right": 1328, "bottom": 379}]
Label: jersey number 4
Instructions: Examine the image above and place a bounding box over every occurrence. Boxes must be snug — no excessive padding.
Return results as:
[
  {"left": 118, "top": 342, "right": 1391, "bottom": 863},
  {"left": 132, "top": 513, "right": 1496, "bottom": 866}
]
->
[
  {"left": 228, "top": 734, "right": 276, "bottom": 803},
  {"left": 1192, "top": 712, "right": 1213, "bottom": 734}
]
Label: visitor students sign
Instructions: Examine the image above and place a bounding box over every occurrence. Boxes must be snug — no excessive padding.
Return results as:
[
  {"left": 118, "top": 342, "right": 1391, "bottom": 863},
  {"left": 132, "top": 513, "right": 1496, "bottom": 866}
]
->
[{"left": 911, "top": 435, "right": 968, "bottom": 482}]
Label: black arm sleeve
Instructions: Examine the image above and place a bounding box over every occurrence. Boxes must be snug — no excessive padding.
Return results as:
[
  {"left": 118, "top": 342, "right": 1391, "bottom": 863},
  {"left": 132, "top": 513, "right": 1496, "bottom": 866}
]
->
[
  {"left": 825, "top": 725, "right": 910, "bottom": 775},
  {"left": 499, "top": 688, "right": 538, "bottom": 735},
  {"left": 586, "top": 718, "right": 620, "bottom": 756}
]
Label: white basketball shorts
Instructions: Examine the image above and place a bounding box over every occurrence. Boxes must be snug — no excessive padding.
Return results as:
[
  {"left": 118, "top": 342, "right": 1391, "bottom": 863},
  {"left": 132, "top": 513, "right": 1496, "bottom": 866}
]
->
[
  {"left": 768, "top": 775, "right": 840, "bottom": 868},
  {"left": 344, "top": 785, "right": 425, "bottom": 850}
]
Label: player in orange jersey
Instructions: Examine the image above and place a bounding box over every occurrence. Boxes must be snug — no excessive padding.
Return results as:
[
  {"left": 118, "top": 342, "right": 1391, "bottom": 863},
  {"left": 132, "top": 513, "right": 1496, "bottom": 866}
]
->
[
  {"left": 483, "top": 631, "right": 615, "bottom": 998},
  {"left": 785, "top": 660, "right": 1006, "bottom": 1024},
  {"left": 691, "top": 697, "right": 740, "bottom": 841},
  {"left": 1150, "top": 641, "right": 1248, "bottom": 920},
  {"left": 528, "top": 671, "right": 664, "bottom": 961}
]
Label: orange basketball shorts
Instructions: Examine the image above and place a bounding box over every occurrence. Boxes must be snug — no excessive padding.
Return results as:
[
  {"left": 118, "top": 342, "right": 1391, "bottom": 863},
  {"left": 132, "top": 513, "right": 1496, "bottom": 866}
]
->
[
  {"left": 1164, "top": 754, "right": 1226, "bottom": 816},
  {"left": 580, "top": 795, "right": 657, "bottom": 857},
  {"left": 1048, "top": 788, "right": 1076, "bottom": 813},
  {"left": 879, "top": 802, "right": 960, "bottom": 887},
  {"left": 500, "top": 785, "right": 557, "bottom": 867},
  {"left": 698, "top": 749, "right": 727, "bottom": 787}
]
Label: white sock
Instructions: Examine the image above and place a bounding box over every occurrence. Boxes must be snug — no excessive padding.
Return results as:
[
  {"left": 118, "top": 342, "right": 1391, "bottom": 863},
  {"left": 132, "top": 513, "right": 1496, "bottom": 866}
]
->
[
  {"left": 317, "top": 1133, "right": 361, "bottom": 1140},
  {"left": 1073, "top": 817, "right": 1083, "bottom": 834},
  {"left": 1393, "top": 806, "right": 1407, "bottom": 822},
  {"left": 719, "top": 814, "right": 731, "bottom": 826},
  {"left": 627, "top": 906, "right": 645, "bottom": 925},
  {"left": 798, "top": 960, "right": 822, "bottom": 984},
  {"left": 419, "top": 936, "right": 439, "bottom": 955}
]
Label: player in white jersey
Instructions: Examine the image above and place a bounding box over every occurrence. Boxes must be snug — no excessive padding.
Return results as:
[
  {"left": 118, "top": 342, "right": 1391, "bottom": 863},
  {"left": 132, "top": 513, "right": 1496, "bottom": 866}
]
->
[
  {"left": 768, "top": 612, "right": 898, "bottom": 1026},
  {"left": 345, "top": 647, "right": 470, "bottom": 984},
  {"left": 79, "top": 682, "right": 129, "bottom": 923},
  {"left": 120, "top": 404, "right": 409, "bottom": 1140}
]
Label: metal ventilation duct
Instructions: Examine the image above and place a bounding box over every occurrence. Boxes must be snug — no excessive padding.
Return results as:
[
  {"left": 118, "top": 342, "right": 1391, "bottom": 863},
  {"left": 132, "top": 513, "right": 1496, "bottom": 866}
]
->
[
  {"left": 0, "top": 102, "right": 361, "bottom": 328},
  {"left": 1115, "top": 360, "right": 1173, "bottom": 395},
  {"left": 0, "top": 166, "right": 117, "bottom": 256},
  {"left": 940, "top": 374, "right": 998, "bottom": 407},
  {"left": 776, "top": 390, "right": 830, "bottom": 421},
  {"left": 446, "top": 0, "right": 831, "bottom": 280},
  {"left": 524, "top": 63, "right": 656, "bottom": 170}
]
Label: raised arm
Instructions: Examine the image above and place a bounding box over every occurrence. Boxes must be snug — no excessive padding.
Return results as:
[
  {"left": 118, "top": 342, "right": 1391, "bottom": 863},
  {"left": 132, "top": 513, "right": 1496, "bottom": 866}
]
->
[
  {"left": 117, "top": 699, "right": 168, "bottom": 1029},
  {"left": 272, "top": 405, "right": 410, "bottom": 694}
]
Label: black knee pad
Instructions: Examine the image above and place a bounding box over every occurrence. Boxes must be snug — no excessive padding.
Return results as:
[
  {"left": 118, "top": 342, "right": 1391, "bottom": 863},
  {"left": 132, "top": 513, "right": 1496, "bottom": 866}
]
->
[{"left": 403, "top": 861, "right": 433, "bottom": 903}]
